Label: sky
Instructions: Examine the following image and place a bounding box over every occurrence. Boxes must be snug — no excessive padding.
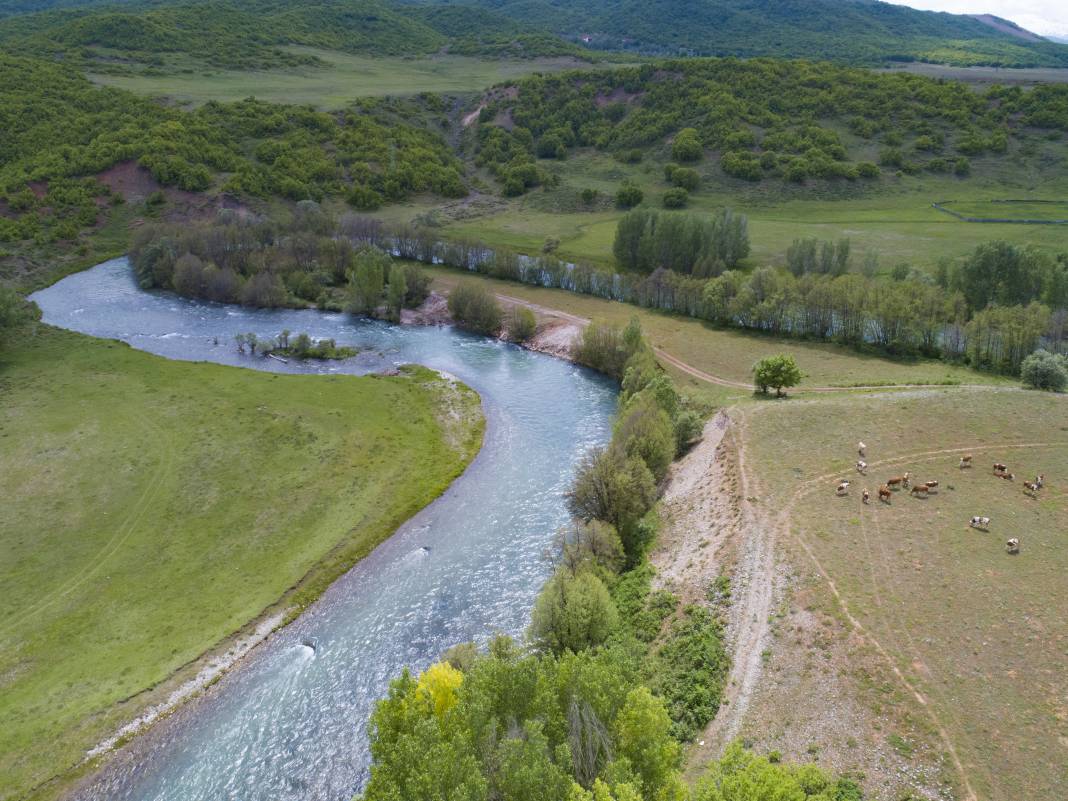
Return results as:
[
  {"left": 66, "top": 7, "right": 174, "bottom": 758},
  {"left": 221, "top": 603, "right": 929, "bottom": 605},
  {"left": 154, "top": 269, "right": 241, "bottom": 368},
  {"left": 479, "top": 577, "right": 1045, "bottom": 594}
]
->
[{"left": 893, "top": 1, "right": 1068, "bottom": 39}]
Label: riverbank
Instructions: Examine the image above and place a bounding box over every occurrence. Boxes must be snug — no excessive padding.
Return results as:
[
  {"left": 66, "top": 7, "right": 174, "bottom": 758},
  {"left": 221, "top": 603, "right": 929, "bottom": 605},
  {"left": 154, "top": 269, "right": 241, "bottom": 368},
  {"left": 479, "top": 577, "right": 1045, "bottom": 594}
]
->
[{"left": 1, "top": 325, "right": 484, "bottom": 801}]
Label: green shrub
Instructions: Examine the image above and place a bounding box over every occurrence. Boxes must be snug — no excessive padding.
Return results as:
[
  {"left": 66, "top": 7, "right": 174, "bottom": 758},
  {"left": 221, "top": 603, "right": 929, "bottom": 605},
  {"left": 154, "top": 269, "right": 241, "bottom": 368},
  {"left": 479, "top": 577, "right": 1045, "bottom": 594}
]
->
[
  {"left": 529, "top": 569, "right": 620, "bottom": 654},
  {"left": 509, "top": 306, "right": 537, "bottom": 342},
  {"left": 1020, "top": 349, "right": 1068, "bottom": 391},
  {"left": 662, "top": 187, "right": 689, "bottom": 208},
  {"left": 616, "top": 182, "right": 644, "bottom": 209},
  {"left": 447, "top": 281, "right": 502, "bottom": 335}
]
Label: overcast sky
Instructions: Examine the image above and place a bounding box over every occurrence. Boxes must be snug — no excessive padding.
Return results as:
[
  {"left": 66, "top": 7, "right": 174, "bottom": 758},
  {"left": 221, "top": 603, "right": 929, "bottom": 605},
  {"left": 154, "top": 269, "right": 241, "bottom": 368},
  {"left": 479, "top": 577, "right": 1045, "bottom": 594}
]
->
[{"left": 893, "top": 1, "right": 1068, "bottom": 38}]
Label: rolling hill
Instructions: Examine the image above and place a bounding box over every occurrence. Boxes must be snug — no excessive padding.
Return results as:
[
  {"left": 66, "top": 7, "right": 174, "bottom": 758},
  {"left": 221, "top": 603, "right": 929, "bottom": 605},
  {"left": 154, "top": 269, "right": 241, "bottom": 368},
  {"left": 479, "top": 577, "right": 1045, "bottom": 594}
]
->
[{"left": 416, "top": 0, "right": 1068, "bottom": 67}]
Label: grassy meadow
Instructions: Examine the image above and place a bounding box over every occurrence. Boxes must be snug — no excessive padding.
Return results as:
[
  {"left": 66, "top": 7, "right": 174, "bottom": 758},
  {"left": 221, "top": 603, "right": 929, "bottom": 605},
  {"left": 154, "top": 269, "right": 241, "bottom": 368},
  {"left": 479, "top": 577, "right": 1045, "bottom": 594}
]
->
[
  {"left": 89, "top": 48, "right": 608, "bottom": 108},
  {"left": 0, "top": 327, "right": 483, "bottom": 800},
  {"left": 741, "top": 388, "right": 1068, "bottom": 801},
  {"left": 420, "top": 146, "right": 1068, "bottom": 271}
]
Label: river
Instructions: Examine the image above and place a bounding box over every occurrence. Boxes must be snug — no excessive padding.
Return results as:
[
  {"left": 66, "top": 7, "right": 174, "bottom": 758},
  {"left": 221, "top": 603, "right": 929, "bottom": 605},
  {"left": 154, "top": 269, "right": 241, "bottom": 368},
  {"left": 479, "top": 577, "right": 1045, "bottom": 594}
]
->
[{"left": 30, "top": 258, "right": 617, "bottom": 801}]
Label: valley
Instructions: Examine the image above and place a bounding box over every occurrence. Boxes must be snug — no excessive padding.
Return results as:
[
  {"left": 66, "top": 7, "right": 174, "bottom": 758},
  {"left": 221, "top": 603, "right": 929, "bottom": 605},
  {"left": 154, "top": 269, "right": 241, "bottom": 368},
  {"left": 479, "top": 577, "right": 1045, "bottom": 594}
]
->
[{"left": 1, "top": 1, "right": 1067, "bottom": 800}]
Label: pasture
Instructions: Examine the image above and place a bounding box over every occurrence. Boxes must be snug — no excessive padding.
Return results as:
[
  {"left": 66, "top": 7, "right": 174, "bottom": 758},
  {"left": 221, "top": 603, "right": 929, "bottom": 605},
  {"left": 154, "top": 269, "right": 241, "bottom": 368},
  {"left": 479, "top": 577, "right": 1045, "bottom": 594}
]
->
[
  {"left": 425, "top": 147, "right": 1068, "bottom": 272},
  {"left": 90, "top": 49, "right": 604, "bottom": 108},
  {"left": 741, "top": 388, "right": 1068, "bottom": 801},
  {"left": 0, "top": 328, "right": 482, "bottom": 800}
]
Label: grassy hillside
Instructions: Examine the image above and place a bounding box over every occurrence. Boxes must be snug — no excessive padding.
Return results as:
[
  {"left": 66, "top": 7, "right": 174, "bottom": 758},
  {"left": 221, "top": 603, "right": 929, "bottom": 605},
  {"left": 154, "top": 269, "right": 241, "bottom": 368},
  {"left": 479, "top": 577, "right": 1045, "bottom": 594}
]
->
[
  {"left": 0, "top": 0, "right": 590, "bottom": 71},
  {"left": 0, "top": 326, "right": 482, "bottom": 800},
  {"left": 431, "top": 0, "right": 1068, "bottom": 67}
]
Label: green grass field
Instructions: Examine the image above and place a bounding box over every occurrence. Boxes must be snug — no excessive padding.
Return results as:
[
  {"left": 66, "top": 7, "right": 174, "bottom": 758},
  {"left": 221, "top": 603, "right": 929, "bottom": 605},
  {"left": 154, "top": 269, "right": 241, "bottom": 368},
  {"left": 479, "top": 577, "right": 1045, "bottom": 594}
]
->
[
  {"left": 426, "top": 266, "right": 1012, "bottom": 396},
  {"left": 0, "top": 327, "right": 482, "bottom": 800},
  {"left": 742, "top": 388, "right": 1068, "bottom": 801},
  {"left": 384, "top": 145, "right": 1068, "bottom": 271},
  {"left": 89, "top": 48, "right": 606, "bottom": 107}
]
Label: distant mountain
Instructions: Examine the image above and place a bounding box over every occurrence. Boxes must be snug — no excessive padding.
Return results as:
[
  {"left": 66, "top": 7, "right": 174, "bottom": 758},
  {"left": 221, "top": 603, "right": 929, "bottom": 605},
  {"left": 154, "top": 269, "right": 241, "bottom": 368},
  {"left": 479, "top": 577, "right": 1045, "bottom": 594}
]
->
[
  {"left": 3, "top": 0, "right": 1067, "bottom": 69},
  {"left": 0, "top": 0, "right": 588, "bottom": 69},
  {"left": 413, "top": 0, "right": 1068, "bottom": 67}
]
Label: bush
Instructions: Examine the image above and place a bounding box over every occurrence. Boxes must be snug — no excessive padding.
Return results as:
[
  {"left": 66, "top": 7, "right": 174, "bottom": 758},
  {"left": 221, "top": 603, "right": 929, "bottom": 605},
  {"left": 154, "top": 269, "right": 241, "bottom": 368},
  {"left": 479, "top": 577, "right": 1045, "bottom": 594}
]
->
[
  {"left": 447, "top": 281, "right": 502, "bottom": 335},
  {"left": 508, "top": 305, "right": 537, "bottom": 342},
  {"left": 1020, "top": 349, "right": 1067, "bottom": 391},
  {"left": 567, "top": 447, "right": 657, "bottom": 563},
  {"left": 616, "top": 182, "right": 644, "bottom": 209},
  {"left": 662, "top": 187, "right": 689, "bottom": 209},
  {"left": 529, "top": 570, "right": 620, "bottom": 654},
  {"left": 669, "top": 166, "right": 700, "bottom": 190},
  {"left": 672, "top": 127, "right": 703, "bottom": 162},
  {"left": 614, "top": 394, "right": 676, "bottom": 481}
]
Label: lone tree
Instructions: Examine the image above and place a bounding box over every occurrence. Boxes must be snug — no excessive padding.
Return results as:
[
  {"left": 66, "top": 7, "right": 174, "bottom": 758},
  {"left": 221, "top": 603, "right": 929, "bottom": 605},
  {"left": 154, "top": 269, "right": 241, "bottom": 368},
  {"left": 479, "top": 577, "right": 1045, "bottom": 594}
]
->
[{"left": 753, "top": 354, "right": 802, "bottom": 397}]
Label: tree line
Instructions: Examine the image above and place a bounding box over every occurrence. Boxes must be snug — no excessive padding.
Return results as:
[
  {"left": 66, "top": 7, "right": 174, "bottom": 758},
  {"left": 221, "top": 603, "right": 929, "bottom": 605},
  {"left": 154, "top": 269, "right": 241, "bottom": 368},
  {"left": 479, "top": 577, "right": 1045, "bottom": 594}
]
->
[
  {"left": 129, "top": 204, "right": 431, "bottom": 318},
  {"left": 130, "top": 207, "right": 1068, "bottom": 376},
  {"left": 338, "top": 215, "right": 1067, "bottom": 376}
]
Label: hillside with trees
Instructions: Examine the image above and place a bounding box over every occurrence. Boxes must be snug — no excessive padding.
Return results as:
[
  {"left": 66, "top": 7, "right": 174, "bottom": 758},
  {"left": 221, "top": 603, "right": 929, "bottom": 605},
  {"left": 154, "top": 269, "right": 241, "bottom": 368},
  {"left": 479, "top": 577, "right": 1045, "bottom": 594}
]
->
[
  {"left": 0, "top": 0, "right": 589, "bottom": 71},
  {"left": 0, "top": 53, "right": 465, "bottom": 246},
  {"left": 472, "top": 58, "right": 1068, "bottom": 194},
  {"left": 422, "top": 0, "right": 1068, "bottom": 67}
]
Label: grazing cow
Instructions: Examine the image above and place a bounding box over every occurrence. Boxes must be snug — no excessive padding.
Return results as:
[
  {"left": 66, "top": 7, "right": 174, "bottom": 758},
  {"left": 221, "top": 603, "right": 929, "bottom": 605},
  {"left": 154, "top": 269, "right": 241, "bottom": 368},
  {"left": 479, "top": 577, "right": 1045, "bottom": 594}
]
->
[
  {"left": 959, "top": 454, "right": 973, "bottom": 469},
  {"left": 1006, "top": 538, "right": 1020, "bottom": 555},
  {"left": 993, "top": 462, "right": 1007, "bottom": 474},
  {"left": 1023, "top": 480, "right": 1040, "bottom": 497},
  {"left": 862, "top": 489, "right": 870, "bottom": 504},
  {"left": 998, "top": 472, "right": 1015, "bottom": 481},
  {"left": 836, "top": 481, "right": 851, "bottom": 496},
  {"left": 878, "top": 485, "right": 892, "bottom": 503},
  {"left": 910, "top": 484, "right": 929, "bottom": 497},
  {"left": 887, "top": 475, "right": 904, "bottom": 490},
  {"left": 969, "top": 515, "right": 991, "bottom": 530},
  {"left": 924, "top": 480, "right": 939, "bottom": 492},
  {"left": 858, "top": 441, "right": 866, "bottom": 457},
  {"left": 856, "top": 460, "right": 868, "bottom": 475},
  {"left": 1034, "top": 474, "right": 1045, "bottom": 489}
]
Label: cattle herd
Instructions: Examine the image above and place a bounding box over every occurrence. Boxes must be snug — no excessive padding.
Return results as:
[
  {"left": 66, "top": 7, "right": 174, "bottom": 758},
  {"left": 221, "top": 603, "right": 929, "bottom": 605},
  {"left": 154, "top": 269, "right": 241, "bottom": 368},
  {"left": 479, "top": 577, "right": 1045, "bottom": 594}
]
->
[{"left": 837, "top": 442, "right": 1047, "bottom": 555}]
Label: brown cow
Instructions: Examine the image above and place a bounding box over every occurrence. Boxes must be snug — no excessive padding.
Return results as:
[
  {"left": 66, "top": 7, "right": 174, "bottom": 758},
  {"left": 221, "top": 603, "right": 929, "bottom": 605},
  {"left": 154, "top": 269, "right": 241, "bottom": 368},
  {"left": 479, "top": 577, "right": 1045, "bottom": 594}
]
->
[
  {"left": 959, "top": 454, "right": 973, "bottom": 469},
  {"left": 910, "top": 484, "right": 929, "bottom": 497},
  {"left": 998, "top": 472, "right": 1015, "bottom": 481},
  {"left": 1023, "top": 481, "right": 1040, "bottom": 497},
  {"left": 887, "top": 476, "right": 904, "bottom": 490},
  {"left": 924, "top": 480, "right": 939, "bottom": 492},
  {"left": 993, "top": 462, "right": 1008, "bottom": 474},
  {"left": 878, "top": 485, "right": 892, "bottom": 503},
  {"left": 862, "top": 489, "right": 870, "bottom": 504}
]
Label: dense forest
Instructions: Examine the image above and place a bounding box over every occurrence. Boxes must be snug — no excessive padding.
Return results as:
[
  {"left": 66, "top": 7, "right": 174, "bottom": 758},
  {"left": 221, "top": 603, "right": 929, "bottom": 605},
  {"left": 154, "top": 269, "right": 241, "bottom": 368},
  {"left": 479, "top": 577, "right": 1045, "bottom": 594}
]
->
[
  {"left": 0, "top": 0, "right": 588, "bottom": 71},
  {"left": 0, "top": 54, "right": 466, "bottom": 243},
  {"left": 421, "top": 0, "right": 1068, "bottom": 67},
  {"left": 474, "top": 58, "right": 1068, "bottom": 193}
]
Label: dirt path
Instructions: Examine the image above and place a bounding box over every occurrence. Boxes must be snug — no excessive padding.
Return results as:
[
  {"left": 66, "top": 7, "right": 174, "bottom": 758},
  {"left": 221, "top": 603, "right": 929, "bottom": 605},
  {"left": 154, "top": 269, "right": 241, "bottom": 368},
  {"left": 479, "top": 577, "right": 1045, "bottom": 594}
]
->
[
  {"left": 681, "top": 411, "right": 785, "bottom": 777},
  {"left": 651, "top": 412, "right": 737, "bottom": 603}
]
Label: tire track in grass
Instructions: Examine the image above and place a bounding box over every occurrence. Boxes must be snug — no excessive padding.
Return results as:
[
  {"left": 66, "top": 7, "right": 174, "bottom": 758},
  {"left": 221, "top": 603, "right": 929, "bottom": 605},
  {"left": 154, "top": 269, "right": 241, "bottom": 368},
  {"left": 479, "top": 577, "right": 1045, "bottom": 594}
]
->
[{"left": 781, "top": 441, "right": 1063, "bottom": 801}]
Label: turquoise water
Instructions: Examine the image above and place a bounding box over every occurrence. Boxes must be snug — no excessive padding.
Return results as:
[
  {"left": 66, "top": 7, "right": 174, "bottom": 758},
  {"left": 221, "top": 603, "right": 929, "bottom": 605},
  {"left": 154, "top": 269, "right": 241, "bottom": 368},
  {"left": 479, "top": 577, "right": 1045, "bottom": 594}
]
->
[{"left": 31, "top": 259, "right": 616, "bottom": 801}]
